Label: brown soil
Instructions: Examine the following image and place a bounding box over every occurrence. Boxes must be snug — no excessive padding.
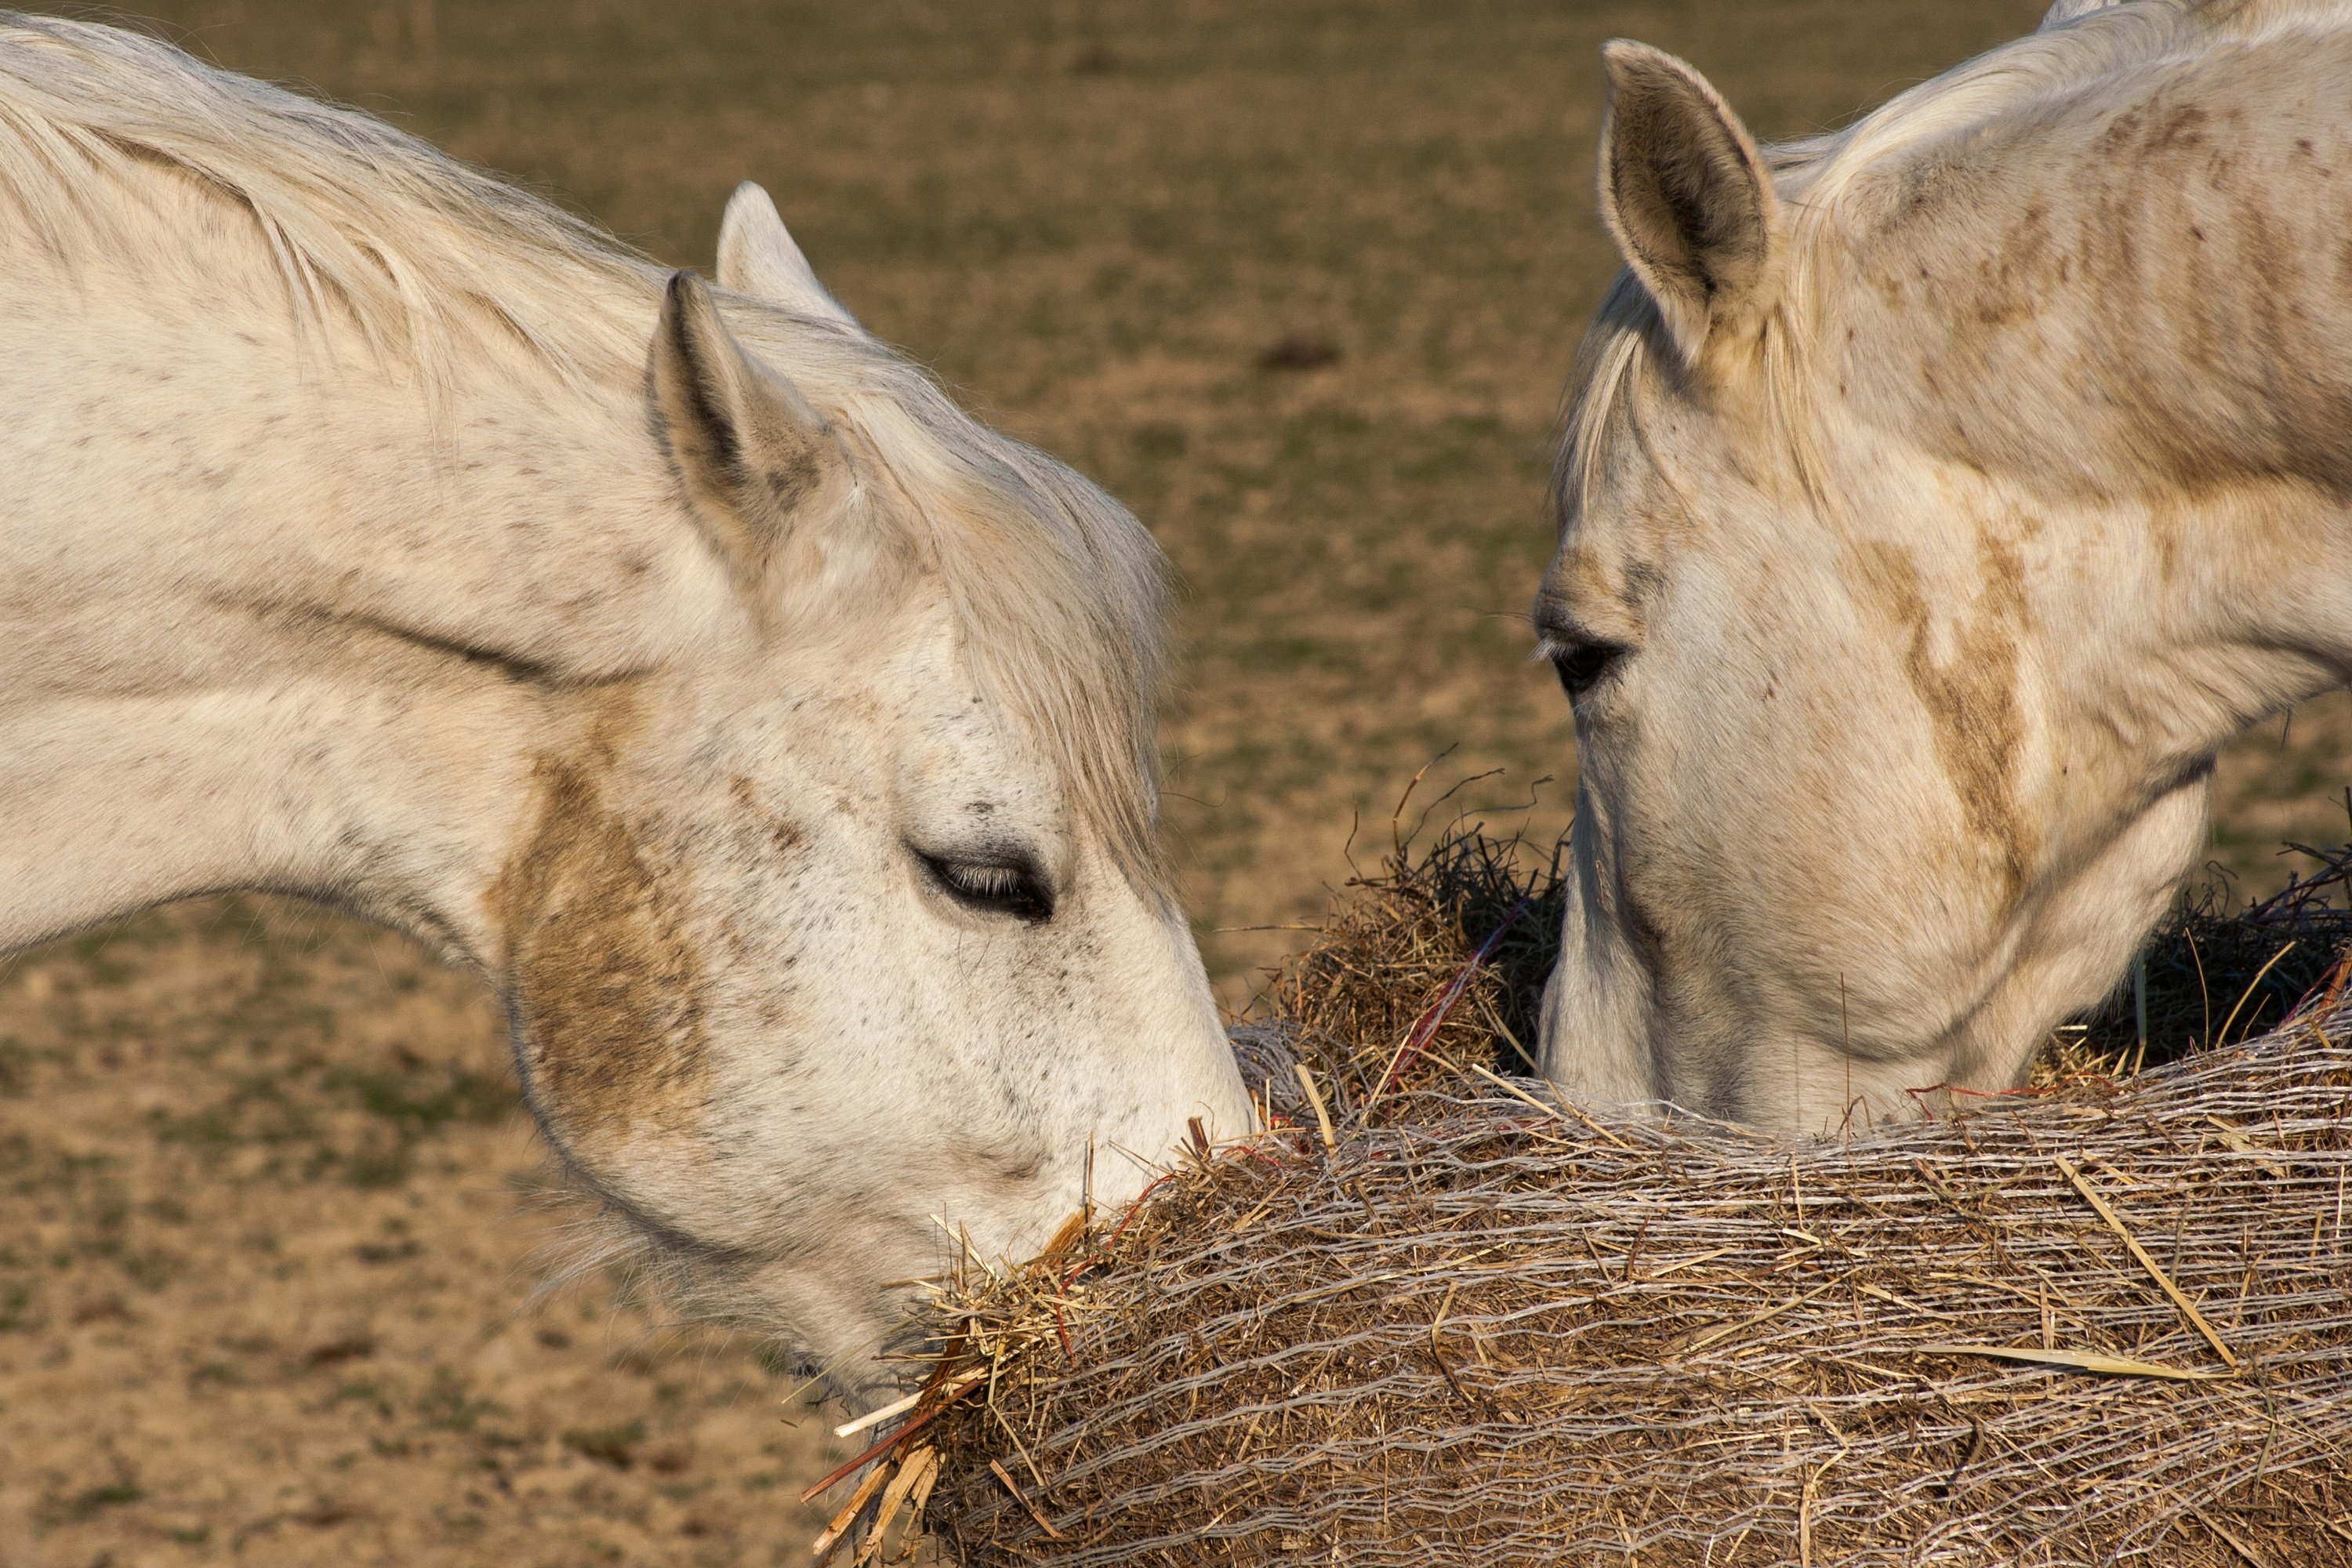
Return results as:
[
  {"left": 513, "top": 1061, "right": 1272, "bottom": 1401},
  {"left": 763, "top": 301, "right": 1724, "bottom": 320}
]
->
[
  {"left": 5, "top": 1, "right": 2350, "bottom": 1563},
  {"left": 0, "top": 900, "right": 842, "bottom": 1566}
]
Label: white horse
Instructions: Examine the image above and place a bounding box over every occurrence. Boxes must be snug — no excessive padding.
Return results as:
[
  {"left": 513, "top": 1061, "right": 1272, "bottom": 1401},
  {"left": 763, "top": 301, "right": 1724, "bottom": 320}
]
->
[
  {"left": 0, "top": 15, "right": 1248, "bottom": 1403},
  {"left": 1538, "top": 0, "right": 2352, "bottom": 1131}
]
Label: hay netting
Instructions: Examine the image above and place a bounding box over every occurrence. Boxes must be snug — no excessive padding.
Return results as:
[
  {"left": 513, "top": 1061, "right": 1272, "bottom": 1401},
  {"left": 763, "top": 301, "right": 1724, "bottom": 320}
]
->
[{"left": 829, "top": 832, "right": 2352, "bottom": 1566}]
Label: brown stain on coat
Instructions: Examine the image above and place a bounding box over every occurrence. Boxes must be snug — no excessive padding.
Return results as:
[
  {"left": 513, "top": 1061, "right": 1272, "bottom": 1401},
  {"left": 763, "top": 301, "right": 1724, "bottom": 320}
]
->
[
  {"left": 488, "top": 756, "right": 712, "bottom": 1152},
  {"left": 1855, "top": 535, "right": 2036, "bottom": 900},
  {"left": 731, "top": 773, "right": 804, "bottom": 857}
]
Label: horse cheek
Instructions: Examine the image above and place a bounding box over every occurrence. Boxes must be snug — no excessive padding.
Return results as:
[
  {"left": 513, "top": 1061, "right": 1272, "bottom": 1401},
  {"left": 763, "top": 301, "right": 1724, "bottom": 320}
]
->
[{"left": 487, "top": 760, "right": 716, "bottom": 1177}]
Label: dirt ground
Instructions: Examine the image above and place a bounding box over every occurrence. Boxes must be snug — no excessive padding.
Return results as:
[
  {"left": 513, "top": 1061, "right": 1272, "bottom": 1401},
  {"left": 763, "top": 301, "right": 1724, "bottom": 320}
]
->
[{"left": 6, "top": 2, "right": 2352, "bottom": 1563}]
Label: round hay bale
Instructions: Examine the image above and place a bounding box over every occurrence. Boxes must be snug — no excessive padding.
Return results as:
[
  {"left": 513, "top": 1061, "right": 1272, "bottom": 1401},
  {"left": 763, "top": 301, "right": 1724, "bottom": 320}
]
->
[
  {"left": 920, "top": 1022, "right": 2352, "bottom": 1566},
  {"left": 818, "top": 835, "right": 2352, "bottom": 1567}
]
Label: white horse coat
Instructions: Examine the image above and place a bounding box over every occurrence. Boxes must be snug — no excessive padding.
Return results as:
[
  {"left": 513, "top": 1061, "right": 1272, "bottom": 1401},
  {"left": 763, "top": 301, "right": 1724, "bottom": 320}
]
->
[
  {"left": 0, "top": 16, "right": 1248, "bottom": 1402},
  {"left": 1540, "top": 0, "right": 2352, "bottom": 1130}
]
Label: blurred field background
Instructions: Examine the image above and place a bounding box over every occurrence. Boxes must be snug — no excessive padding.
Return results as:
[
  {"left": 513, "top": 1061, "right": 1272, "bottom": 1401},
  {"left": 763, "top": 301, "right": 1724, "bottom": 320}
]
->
[{"left": 5, "top": 1, "right": 2350, "bottom": 1563}]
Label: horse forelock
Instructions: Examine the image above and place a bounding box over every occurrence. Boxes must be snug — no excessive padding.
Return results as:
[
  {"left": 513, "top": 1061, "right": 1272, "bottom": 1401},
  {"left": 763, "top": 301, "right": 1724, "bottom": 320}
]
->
[
  {"left": 948, "top": 455, "right": 1173, "bottom": 901},
  {"left": 741, "top": 311, "right": 1175, "bottom": 899},
  {"left": 862, "top": 395, "right": 1175, "bottom": 901},
  {"left": 1551, "top": 269, "right": 1833, "bottom": 554},
  {"left": 0, "top": 14, "right": 1174, "bottom": 900},
  {"left": 1551, "top": 275, "right": 1657, "bottom": 535}
]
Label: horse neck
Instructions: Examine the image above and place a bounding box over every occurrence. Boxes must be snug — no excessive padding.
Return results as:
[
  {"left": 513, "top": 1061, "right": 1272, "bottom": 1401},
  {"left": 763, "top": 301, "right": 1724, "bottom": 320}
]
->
[
  {"left": 0, "top": 281, "right": 737, "bottom": 965},
  {"left": 1819, "top": 24, "right": 2352, "bottom": 757}
]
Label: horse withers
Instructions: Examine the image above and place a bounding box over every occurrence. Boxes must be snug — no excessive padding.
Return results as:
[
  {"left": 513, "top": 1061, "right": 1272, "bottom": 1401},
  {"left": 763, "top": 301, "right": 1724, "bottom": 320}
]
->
[
  {"left": 0, "top": 16, "right": 1248, "bottom": 1404},
  {"left": 1537, "top": 0, "right": 2352, "bottom": 1130}
]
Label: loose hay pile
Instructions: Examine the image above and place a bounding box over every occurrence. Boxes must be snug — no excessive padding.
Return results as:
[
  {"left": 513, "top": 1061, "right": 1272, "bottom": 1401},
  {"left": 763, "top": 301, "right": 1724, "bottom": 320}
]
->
[{"left": 824, "top": 833, "right": 2352, "bottom": 1566}]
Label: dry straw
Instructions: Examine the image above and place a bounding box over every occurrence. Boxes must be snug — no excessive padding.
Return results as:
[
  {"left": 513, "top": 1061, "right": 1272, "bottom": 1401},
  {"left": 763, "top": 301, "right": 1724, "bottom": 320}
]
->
[{"left": 815, "top": 828, "right": 2352, "bottom": 1566}]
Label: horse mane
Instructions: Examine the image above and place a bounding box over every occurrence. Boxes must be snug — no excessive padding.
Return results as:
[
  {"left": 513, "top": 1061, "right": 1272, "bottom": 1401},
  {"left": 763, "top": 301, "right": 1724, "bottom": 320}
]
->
[
  {"left": 0, "top": 11, "right": 655, "bottom": 381},
  {"left": 1552, "top": 0, "right": 2348, "bottom": 536},
  {"left": 0, "top": 11, "right": 1174, "bottom": 893},
  {"left": 1770, "top": 0, "right": 2339, "bottom": 213}
]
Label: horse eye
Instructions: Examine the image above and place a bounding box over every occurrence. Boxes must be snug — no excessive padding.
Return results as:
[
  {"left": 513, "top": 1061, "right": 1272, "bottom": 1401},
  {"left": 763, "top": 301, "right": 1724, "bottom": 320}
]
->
[
  {"left": 919, "top": 853, "right": 1054, "bottom": 924},
  {"left": 1550, "top": 640, "right": 1626, "bottom": 701}
]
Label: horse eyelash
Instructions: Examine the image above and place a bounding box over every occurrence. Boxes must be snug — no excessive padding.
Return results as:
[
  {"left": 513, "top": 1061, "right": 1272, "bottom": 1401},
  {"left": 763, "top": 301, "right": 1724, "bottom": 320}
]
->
[
  {"left": 1544, "top": 637, "right": 1627, "bottom": 700},
  {"left": 949, "top": 863, "right": 1022, "bottom": 897},
  {"left": 921, "top": 854, "right": 1055, "bottom": 923}
]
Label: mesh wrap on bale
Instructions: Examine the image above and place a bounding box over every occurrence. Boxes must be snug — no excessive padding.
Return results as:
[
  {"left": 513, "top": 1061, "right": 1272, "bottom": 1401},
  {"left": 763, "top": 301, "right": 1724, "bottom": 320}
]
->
[
  {"left": 866, "top": 836, "right": 2352, "bottom": 1566},
  {"left": 913, "top": 1018, "right": 2352, "bottom": 1565}
]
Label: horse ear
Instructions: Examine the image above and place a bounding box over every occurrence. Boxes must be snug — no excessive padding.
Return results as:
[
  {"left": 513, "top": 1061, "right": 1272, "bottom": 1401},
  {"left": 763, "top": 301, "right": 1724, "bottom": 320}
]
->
[
  {"left": 652, "top": 269, "right": 843, "bottom": 583},
  {"left": 1597, "top": 41, "right": 1783, "bottom": 366},
  {"left": 715, "top": 182, "right": 858, "bottom": 327},
  {"left": 2038, "top": 0, "right": 2122, "bottom": 31}
]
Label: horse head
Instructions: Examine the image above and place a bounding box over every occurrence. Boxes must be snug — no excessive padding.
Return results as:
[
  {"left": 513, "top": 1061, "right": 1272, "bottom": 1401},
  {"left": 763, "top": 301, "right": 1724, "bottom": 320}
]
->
[
  {"left": 1536, "top": 1, "right": 2352, "bottom": 1130},
  {"left": 470, "top": 190, "right": 1256, "bottom": 1400}
]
